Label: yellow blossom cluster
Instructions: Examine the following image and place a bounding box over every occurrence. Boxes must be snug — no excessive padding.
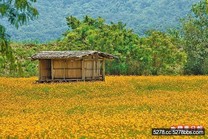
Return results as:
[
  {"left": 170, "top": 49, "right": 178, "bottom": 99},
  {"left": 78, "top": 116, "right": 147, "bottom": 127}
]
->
[{"left": 0, "top": 76, "right": 207, "bottom": 138}]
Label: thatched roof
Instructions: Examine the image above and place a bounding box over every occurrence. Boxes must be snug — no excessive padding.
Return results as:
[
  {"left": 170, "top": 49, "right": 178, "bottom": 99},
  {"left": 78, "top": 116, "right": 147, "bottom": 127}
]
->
[{"left": 31, "top": 50, "right": 117, "bottom": 60}]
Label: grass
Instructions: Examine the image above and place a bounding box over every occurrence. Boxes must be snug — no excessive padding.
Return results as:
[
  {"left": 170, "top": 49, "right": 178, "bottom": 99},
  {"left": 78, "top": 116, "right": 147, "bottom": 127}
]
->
[{"left": 0, "top": 76, "right": 207, "bottom": 138}]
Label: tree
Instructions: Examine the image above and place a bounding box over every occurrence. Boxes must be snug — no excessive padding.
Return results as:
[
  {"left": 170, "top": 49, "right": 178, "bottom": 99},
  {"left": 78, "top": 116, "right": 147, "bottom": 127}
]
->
[
  {"left": 0, "top": 0, "right": 38, "bottom": 75},
  {"left": 139, "top": 31, "right": 186, "bottom": 75},
  {"left": 60, "top": 16, "right": 141, "bottom": 75},
  {"left": 182, "top": 0, "right": 208, "bottom": 74},
  {"left": 207, "top": 0, "right": 208, "bottom": 13},
  {"left": 59, "top": 16, "right": 186, "bottom": 75}
]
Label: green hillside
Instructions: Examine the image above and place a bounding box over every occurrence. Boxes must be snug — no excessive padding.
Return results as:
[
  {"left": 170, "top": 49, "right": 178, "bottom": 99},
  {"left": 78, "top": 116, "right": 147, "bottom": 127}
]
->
[{"left": 2, "top": 0, "right": 198, "bottom": 42}]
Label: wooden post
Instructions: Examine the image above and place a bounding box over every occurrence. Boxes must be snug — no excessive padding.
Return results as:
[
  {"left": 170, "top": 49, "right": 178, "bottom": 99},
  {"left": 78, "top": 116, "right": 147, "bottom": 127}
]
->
[
  {"left": 95, "top": 54, "right": 98, "bottom": 79},
  {"left": 64, "top": 60, "right": 66, "bottom": 80},
  {"left": 92, "top": 56, "right": 95, "bottom": 80},
  {"left": 51, "top": 59, "right": 54, "bottom": 81},
  {"left": 102, "top": 59, "right": 105, "bottom": 81},
  {"left": 38, "top": 60, "right": 41, "bottom": 81},
  {"left": 82, "top": 59, "right": 85, "bottom": 81}
]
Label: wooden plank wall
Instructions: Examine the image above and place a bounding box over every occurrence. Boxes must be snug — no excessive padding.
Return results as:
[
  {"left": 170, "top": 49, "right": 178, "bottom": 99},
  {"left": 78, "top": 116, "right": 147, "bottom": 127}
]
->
[
  {"left": 66, "top": 60, "right": 82, "bottom": 78},
  {"left": 83, "top": 55, "right": 102, "bottom": 79},
  {"left": 53, "top": 59, "right": 65, "bottom": 79},
  {"left": 84, "top": 60, "right": 93, "bottom": 78},
  {"left": 39, "top": 54, "right": 105, "bottom": 81},
  {"left": 53, "top": 59, "right": 82, "bottom": 79}
]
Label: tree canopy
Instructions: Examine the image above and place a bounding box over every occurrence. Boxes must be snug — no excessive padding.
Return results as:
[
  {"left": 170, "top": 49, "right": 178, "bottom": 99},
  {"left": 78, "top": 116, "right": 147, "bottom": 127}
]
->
[
  {"left": 58, "top": 16, "right": 186, "bottom": 75},
  {"left": 182, "top": 0, "right": 208, "bottom": 74},
  {"left": 0, "top": 0, "right": 38, "bottom": 73}
]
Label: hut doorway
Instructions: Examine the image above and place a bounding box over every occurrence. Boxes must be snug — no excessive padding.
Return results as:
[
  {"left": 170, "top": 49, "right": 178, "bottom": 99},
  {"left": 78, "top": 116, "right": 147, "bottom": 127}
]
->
[{"left": 39, "top": 59, "right": 51, "bottom": 80}]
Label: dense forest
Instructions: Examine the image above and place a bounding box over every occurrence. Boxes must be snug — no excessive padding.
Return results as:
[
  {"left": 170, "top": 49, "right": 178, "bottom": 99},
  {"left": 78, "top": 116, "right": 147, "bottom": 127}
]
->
[
  {"left": 0, "top": 0, "right": 207, "bottom": 76},
  {"left": 2, "top": 0, "right": 198, "bottom": 42}
]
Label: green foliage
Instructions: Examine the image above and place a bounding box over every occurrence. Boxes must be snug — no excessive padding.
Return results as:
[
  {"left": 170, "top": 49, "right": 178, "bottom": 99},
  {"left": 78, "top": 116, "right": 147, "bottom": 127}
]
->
[
  {"left": 138, "top": 31, "right": 186, "bottom": 75},
  {"left": 0, "top": 0, "right": 38, "bottom": 75},
  {"left": 60, "top": 16, "right": 140, "bottom": 74},
  {"left": 2, "top": 15, "right": 187, "bottom": 76},
  {"left": 0, "top": 0, "right": 38, "bottom": 28},
  {"left": 182, "top": 0, "right": 208, "bottom": 74},
  {"left": 0, "top": 25, "right": 17, "bottom": 75},
  {"left": 59, "top": 16, "right": 186, "bottom": 75},
  {"left": 0, "top": 25, "right": 9, "bottom": 55}
]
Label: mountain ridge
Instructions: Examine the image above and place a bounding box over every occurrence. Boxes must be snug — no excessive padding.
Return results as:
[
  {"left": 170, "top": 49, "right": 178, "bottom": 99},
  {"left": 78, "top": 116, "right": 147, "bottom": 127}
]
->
[{"left": 2, "top": 0, "right": 198, "bottom": 42}]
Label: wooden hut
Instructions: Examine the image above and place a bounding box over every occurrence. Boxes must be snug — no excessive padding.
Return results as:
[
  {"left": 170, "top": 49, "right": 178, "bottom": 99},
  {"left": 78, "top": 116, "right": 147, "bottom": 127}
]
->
[{"left": 31, "top": 50, "right": 117, "bottom": 82}]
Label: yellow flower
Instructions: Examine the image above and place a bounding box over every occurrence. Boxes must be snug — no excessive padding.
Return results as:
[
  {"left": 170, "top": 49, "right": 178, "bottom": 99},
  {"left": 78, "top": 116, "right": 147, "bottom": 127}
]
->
[{"left": 0, "top": 76, "right": 207, "bottom": 138}]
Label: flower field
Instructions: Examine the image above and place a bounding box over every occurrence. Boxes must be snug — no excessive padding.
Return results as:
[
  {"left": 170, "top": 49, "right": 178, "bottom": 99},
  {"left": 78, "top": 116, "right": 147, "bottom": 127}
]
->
[{"left": 0, "top": 76, "right": 208, "bottom": 138}]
